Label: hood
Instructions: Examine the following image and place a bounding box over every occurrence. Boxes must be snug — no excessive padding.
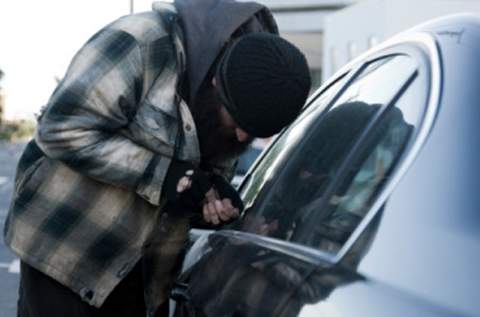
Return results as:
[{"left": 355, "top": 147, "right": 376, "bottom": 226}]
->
[{"left": 173, "top": 0, "right": 278, "bottom": 104}]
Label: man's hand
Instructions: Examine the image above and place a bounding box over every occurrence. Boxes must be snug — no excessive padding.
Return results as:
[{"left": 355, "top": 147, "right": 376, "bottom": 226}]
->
[
  {"left": 210, "top": 174, "right": 244, "bottom": 211},
  {"left": 164, "top": 161, "right": 242, "bottom": 224},
  {"left": 202, "top": 188, "right": 240, "bottom": 225},
  {"left": 163, "top": 160, "right": 212, "bottom": 205},
  {"left": 243, "top": 214, "right": 279, "bottom": 236}
]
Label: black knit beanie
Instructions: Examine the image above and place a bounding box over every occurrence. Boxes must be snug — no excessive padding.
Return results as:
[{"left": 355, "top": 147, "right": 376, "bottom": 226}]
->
[{"left": 215, "top": 32, "right": 311, "bottom": 138}]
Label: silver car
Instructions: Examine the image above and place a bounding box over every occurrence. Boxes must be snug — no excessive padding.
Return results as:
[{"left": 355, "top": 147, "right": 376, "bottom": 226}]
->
[{"left": 170, "top": 14, "right": 480, "bottom": 317}]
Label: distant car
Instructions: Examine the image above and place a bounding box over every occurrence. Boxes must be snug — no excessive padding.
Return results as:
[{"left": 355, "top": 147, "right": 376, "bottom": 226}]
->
[{"left": 170, "top": 14, "right": 480, "bottom": 317}]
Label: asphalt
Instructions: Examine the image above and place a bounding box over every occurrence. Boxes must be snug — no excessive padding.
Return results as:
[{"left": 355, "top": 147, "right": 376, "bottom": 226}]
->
[{"left": 0, "top": 141, "right": 26, "bottom": 317}]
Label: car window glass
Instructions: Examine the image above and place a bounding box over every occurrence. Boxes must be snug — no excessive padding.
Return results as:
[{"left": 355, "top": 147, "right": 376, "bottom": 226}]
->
[
  {"left": 297, "top": 72, "right": 348, "bottom": 121},
  {"left": 239, "top": 75, "right": 347, "bottom": 211},
  {"left": 237, "top": 55, "right": 425, "bottom": 256},
  {"left": 297, "top": 102, "right": 414, "bottom": 254},
  {"left": 334, "top": 56, "right": 416, "bottom": 108}
]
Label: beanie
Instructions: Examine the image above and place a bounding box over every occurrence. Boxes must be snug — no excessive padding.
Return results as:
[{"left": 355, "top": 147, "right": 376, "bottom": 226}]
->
[{"left": 215, "top": 32, "right": 311, "bottom": 138}]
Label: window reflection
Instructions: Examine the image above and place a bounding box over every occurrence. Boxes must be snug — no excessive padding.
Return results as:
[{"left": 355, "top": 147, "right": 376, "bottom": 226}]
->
[
  {"left": 335, "top": 56, "right": 416, "bottom": 108},
  {"left": 304, "top": 104, "right": 413, "bottom": 253},
  {"left": 237, "top": 55, "right": 423, "bottom": 257},
  {"left": 240, "top": 76, "right": 347, "bottom": 211}
]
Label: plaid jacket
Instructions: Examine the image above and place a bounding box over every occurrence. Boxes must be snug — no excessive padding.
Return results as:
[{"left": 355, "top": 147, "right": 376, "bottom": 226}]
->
[{"left": 4, "top": 5, "right": 228, "bottom": 311}]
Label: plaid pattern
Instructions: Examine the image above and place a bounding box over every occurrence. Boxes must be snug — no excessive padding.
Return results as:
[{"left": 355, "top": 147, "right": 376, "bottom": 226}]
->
[{"left": 4, "top": 6, "right": 210, "bottom": 309}]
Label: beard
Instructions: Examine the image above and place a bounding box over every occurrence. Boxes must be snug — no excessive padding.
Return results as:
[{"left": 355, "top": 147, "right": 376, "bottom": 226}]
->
[{"left": 190, "top": 84, "right": 253, "bottom": 165}]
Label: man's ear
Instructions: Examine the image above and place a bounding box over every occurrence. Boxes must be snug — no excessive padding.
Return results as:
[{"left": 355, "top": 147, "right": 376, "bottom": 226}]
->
[{"left": 212, "top": 77, "right": 217, "bottom": 87}]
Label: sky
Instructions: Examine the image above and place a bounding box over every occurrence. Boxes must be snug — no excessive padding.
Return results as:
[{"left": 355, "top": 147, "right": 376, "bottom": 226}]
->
[{"left": 0, "top": 0, "right": 159, "bottom": 120}]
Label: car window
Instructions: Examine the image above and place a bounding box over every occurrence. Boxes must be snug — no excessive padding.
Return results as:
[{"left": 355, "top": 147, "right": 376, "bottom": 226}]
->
[
  {"left": 236, "top": 54, "right": 426, "bottom": 256},
  {"left": 296, "top": 103, "right": 414, "bottom": 253},
  {"left": 238, "top": 74, "right": 347, "bottom": 210}
]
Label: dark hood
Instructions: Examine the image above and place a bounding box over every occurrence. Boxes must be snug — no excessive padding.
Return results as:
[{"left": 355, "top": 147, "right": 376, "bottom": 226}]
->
[{"left": 174, "top": 0, "right": 278, "bottom": 103}]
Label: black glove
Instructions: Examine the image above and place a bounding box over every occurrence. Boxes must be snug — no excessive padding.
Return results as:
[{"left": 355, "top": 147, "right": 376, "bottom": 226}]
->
[
  {"left": 210, "top": 174, "right": 244, "bottom": 212},
  {"left": 163, "top": 160, "right": 212, "bottom": 207}
]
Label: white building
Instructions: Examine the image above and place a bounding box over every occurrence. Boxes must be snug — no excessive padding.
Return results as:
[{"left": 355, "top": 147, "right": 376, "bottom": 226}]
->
[
  {"left": 255, "top": 0, "right": 480, "bottom": 86},
  {"left": 323, "top": 0, "right": 480, "bottom": 80},
  {"left": 256, "top": 0, "right": 354, "bottom": 89}
]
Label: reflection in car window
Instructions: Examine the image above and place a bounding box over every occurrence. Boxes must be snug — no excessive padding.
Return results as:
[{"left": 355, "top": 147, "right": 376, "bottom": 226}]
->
[
  {"left": 302, "top": 104, "right": 413, "bottom": 253},
  {"left": 239, "top": 75, "right": 347, "bottom": 212},
  {"left": 334, "top": 56, "right": 416, "bottom": 109},
  {"left": 237, "top": 55, "right": 426, "bottom": 256}
]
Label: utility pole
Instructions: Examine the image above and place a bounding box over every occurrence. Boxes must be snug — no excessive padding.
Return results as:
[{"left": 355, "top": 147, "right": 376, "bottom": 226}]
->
[{"left": 130, "top": 0, "right": 134, "bottom": 14}]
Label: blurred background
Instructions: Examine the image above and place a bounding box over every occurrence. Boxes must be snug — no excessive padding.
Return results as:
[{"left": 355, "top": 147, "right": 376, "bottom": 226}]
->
[
  {"left": 1, "top": 0, "right": 480, "bottom": 315},
  {"left": 1, "top": 0, "right": 480, "bottom": 125}
]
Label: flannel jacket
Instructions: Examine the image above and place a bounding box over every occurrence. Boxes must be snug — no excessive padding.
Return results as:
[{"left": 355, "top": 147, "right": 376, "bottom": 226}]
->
[{"left": 4, "top": 5, "right": 228, "bottom": 311}]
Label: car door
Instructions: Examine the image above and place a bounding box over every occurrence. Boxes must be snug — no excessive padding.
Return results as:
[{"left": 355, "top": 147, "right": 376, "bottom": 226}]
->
[{"left": 171, "top": 34, "right": 444, "bottom": 317}]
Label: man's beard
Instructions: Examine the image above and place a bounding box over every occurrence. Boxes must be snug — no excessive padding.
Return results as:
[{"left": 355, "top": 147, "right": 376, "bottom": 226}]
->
[{"left": 191, "top": 84, "right": 253, "bottom": 164}]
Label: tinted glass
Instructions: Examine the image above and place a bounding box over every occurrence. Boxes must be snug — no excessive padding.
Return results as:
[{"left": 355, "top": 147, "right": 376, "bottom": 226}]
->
[
  {"left": 239, "top": 75, "right": 347, "bottom": 212},
  {"left": 237, "top": 55, "right": 425, "bottom": 256},
  {"left": 298, "top": 103, "right": 413, "bottom": 253}
]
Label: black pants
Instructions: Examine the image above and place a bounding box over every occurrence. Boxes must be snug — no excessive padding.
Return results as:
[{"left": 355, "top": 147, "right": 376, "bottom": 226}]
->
[{"left": 17, "top": 261, "right": 167, "bottom": 317}]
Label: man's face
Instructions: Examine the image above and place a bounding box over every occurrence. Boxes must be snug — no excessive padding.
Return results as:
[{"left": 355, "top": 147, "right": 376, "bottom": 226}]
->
[
  {"left": 212, "top": 77, "right": 252, "bottom": 143},
  {"left": 218, "top": 103, "right": 251, "bottom": 143},
  {"left": 191, "top": 79, "right": 253, "bottom": 163}
]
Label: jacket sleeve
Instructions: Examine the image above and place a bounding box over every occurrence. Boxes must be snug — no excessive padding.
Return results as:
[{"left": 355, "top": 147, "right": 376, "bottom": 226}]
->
[{"left": 35, "top": 27, "right": 172, "bottom": 206}]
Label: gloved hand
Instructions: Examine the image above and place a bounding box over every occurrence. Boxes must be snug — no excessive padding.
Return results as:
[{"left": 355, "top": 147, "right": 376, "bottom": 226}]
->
[
  {"left": 210, "top": 174, "right": 244, "bottom": 212},
  {"left": 163, "top": 160, "right": 213, "bottom": 207},
  {"left": 164, "top": 162, "right": 244, "bottom": 225}
]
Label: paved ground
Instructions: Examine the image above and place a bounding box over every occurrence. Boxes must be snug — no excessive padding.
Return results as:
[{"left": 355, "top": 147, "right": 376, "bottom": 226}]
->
[{"left": 0, "top": 141, "right": 26, "bottom": 317}]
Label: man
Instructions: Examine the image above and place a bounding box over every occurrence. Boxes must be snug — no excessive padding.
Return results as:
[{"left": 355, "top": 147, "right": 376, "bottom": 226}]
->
[{"left": 4, "top": 0, "right": 311, "bottom": 316}]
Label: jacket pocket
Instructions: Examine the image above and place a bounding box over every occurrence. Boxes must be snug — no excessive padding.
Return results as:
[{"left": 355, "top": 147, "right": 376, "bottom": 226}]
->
[{"left": 125, "top": 102, "right": 178, "bottom": 157}]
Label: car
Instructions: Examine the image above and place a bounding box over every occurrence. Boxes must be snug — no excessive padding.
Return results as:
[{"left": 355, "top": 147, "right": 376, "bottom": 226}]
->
[
  {"left": 169, "top": 14, "right": 480, "bottom": 317},
  {"left": 231, "top": 139, "right": 270, "bottom": 188}
]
